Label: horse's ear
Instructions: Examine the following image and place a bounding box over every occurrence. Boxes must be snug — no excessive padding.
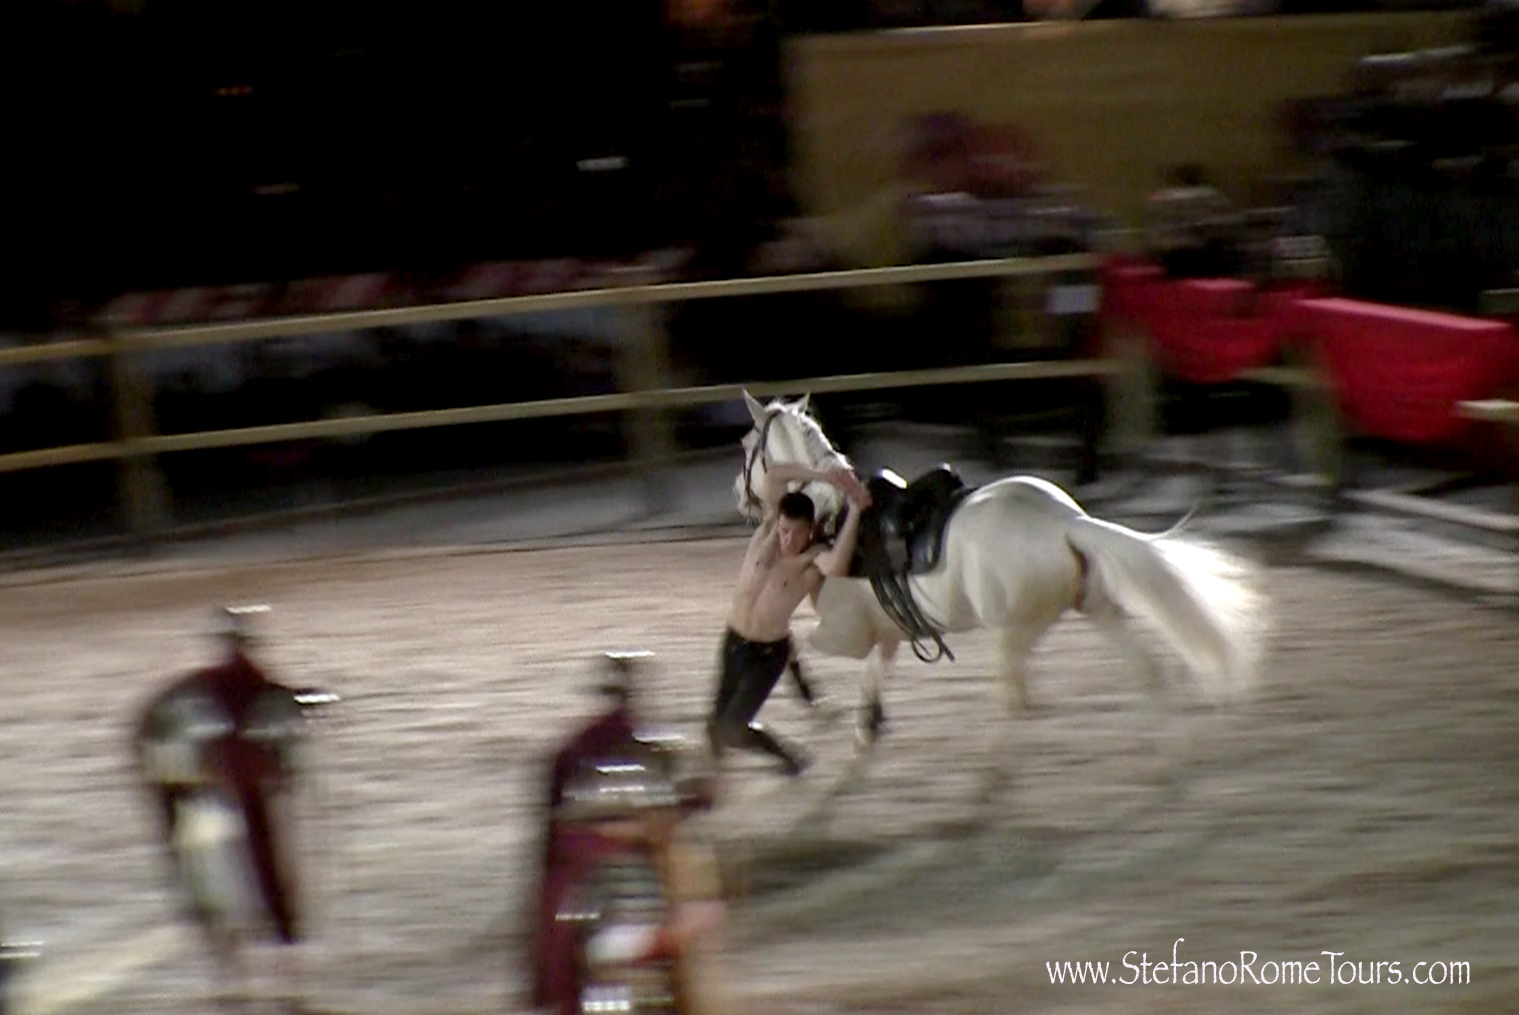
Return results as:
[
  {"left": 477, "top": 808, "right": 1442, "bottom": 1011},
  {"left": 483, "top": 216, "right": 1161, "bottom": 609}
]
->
[
  {"left": 743, "top": 390, "right": 767, "bottom": 424},
  {"left": 793, "top": 393, "right": 810, "bottom": 415}
]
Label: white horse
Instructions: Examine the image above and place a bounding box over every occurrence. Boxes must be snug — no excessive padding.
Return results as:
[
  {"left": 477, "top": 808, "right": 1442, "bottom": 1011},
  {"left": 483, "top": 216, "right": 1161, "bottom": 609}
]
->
[{"left": 732, "top": 390, "right": 1270, "bottom": 766}]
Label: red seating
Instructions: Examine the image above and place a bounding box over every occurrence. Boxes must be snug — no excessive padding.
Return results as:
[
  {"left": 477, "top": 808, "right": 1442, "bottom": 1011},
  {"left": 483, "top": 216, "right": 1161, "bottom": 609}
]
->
[
  {"left": 1098, "top": 257, "right": 1165, "bottom": 328},
  {"left": 1166, "top": 278, "right": 1255, "bottom": 319},
  {"left": 1149, "top": 313, "right": 1283, "bottom": 385},
  {"left": 1122, "top": 271, "right": 1287, "bottom": 385},
  {"left": 1099, "top": 256, "right": 1519, "bottom": 448}
]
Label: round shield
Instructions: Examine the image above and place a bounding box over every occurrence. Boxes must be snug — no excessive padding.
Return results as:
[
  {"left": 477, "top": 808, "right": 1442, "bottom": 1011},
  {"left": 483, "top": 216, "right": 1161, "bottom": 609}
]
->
[
  {"left": 138, "top": 690, "right": 235, "bottom": 788},
  {"left": 557, "top": 754, "right": 681, "bottom": 826},
  {"left": 243, "top": 686, "right": 309, "bottom": 780}
]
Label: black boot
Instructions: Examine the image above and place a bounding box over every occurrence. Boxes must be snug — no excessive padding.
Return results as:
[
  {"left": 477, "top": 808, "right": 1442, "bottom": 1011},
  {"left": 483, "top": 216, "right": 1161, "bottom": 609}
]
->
[
  {"left": 788, "top": 656, "right": 818, "bottom": 706},
  {"left": 745, "top": 722, "right": 810, "bottom": 777}
]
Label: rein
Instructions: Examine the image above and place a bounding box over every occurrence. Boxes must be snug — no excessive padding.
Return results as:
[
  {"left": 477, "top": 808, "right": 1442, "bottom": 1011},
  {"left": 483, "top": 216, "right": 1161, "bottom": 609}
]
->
[
  {"left": 741, "top": 408, "right": 847, "bottom": 539},
  {"left": 741, "top": 409, "right": 781, "bottom": 522},
  {"left": 739, "top": 402, "right": 955, "bottom": 665}
]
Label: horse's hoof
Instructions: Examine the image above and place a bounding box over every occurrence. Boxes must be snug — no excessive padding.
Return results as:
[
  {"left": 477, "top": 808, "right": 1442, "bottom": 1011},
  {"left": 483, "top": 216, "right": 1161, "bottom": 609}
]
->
[
  {"left": 211, "top": 984, "right": 249, "bottom": 1013},
  {"left": 977, "top": 764, "right": 1013, "bottom": 806},
  {"left": 1144, "top": 666, "right": 1169, "bottom": 695},
  {"left": 813, "top": 699, "right": 847, "bottom": 728},
  {"left": 853, "top": 720, "right": 883, "bottom": 754},
  {"left": 831, "top": 752, "right": 870, "bottom": 799},
  {"left": 779, "top": 745, "right": 813, "bottom": 779}
]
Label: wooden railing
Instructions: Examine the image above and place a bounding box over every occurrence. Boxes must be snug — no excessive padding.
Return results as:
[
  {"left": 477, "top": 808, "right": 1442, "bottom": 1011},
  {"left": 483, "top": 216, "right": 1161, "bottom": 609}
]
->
[{"left": 0, "top": 254, "right": 1120, "bottom": 534}]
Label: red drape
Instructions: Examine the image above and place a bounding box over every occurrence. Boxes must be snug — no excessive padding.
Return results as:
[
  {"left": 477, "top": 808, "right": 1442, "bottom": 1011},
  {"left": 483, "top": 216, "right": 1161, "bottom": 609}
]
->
[
  {"left": 1294, "top": 297, "right": 1519, "bottom": 446},
  {"left": 1149, "top": 315, "right": 1284, "bottom": 385},
  {"left": 1099, "top": 257, "right": 1165, "bottom": 328},
  {"left": 1141, "top": 276, "right": 1288, "bottom": 384}
]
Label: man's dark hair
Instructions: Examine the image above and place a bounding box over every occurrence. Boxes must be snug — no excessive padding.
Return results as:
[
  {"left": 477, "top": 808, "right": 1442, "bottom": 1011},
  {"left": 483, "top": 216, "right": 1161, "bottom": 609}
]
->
[{"left": 778, "top": 491, "right": 815, "bottom": 525}]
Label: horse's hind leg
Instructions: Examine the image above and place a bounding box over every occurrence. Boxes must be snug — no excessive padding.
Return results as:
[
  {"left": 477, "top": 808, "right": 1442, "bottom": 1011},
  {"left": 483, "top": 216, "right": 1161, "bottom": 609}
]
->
[
  {"left": 1078, "top": 576, "right": 1166, "bottom": 699},
  {"left": 855, "top": 638, "right": 898, "bottom": 753},
  {"left": 996, "top": 624, "right": 1036, "bottom": 716},
  {"left": 977, "top": 625, "right": 1042, "bottom": 807},
  {"left": 1079, "top": 575, "right": 1195, "bottom": 782}
]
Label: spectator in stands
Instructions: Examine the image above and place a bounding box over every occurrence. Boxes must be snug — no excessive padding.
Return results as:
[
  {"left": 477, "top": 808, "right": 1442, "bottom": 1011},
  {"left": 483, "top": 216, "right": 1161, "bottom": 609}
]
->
[
  {"left": 1148, "top": 0, "right": 1275, "bottom": 15},
  {"left": 1024, "top": 0, "right": 1151, "bottom": 14},
  {"left": 1146, "top": 164, "right": 1245, "bottom": 279}
]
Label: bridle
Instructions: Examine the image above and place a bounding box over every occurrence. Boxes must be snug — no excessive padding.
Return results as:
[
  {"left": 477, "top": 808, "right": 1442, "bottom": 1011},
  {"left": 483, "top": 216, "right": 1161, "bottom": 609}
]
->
[
  {"left": 738, "top": 402, "right": 951, "bottom": 665},
  {"left": 740, "top": 406, "right": 845, "bottom": 541},
  {"left": 740, "top": 409, "right": 782, "bottom": 522}
]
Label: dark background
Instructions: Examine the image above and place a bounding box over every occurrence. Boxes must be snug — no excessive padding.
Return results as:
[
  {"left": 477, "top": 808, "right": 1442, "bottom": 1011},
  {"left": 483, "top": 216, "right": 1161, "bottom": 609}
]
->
[{"left": 0, "top": 0, "right": 793, "bottom": 318}]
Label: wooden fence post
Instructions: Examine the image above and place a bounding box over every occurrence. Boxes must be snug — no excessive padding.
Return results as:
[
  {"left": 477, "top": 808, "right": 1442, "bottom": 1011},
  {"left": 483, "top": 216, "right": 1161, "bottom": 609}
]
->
[
  {"left": 109, "top": 332, "right": 168, "bottom": 536},
  {"left": 1103, "top": 322, "right": 1156, "bottom": 470},
  {"left": 618, "top": 302, "right": 676, "bottom": 515}
]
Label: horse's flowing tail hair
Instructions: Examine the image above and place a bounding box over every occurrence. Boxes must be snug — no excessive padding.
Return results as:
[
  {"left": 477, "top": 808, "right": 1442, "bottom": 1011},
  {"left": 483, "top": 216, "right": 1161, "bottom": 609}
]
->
[{"left": 1065, "top": 515, "right": 1270, "bottom": 705}]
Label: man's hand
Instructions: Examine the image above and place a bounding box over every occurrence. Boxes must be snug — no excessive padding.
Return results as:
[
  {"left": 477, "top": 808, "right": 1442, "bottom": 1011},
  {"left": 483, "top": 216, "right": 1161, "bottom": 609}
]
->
[
  {"left": 823, "top": 465, "right": 868, "bottom": 504},
  {"left": 811, "top": 470, "right": 872, "bottom": 578}
]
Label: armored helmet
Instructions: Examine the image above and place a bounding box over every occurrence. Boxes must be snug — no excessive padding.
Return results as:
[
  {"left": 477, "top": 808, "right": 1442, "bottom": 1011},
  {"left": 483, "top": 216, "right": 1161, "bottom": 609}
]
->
[
  {"left": 213, "top": 603, "right": 269, "bottom": 645},
  {"left": 590, "top": 649, "right": 654, "bottom": 700}
]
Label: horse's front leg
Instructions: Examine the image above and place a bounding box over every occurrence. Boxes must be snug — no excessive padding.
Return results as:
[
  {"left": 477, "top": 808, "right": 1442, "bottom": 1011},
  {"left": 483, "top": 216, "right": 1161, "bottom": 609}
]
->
[
  {"left": 855, "top": 638, "right": 899, "bottom": 753},
  {"left": 815, "top": 636, "right": 898, "bottom": 806}
]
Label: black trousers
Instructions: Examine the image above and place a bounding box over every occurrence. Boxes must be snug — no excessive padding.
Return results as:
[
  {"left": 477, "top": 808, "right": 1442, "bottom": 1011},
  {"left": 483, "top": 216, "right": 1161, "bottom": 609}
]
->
[
  {"left": 709, "top": 628, "right": 806, "bottom": 773},
  {"left": 713, "top": 628, "right": 791, "bottom": 724}
]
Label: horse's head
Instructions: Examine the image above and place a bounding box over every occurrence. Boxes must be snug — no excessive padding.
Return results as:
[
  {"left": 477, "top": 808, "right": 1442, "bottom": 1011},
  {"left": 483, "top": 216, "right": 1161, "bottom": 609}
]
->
[{"left": 733, "top": 389, "right": 849, "bottom": 527}]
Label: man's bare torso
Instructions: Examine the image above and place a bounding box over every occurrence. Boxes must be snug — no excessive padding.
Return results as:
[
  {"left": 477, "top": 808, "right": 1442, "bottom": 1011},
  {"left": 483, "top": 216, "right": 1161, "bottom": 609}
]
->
[{"left": 727, "top": 520, "right": 823, "bottom": 643}]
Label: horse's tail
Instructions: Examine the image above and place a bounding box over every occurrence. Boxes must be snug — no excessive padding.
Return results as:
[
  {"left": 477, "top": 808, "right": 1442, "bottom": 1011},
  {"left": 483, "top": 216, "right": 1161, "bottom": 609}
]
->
[{"left": 1065, "top": 515, "right": 1269, "bottom": 705}]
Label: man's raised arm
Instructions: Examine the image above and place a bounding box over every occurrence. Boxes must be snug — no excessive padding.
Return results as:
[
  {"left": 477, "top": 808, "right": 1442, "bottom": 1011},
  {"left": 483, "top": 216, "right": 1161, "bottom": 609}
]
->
[
  {"left": 759, "top": 463, "right": 858, "bottom": 517},
  {"left": 814, "top": 489, "right": 871, "bottom": 577}
]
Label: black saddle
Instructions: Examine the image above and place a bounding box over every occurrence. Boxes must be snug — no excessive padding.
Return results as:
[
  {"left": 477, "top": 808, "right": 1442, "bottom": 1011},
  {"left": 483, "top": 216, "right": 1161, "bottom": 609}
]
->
[
  {"left": 848, "top": 464, "right": 971, "bottom": 581},
  {"left": 843, "top": 464, "right": 974, "bottom": 663}
]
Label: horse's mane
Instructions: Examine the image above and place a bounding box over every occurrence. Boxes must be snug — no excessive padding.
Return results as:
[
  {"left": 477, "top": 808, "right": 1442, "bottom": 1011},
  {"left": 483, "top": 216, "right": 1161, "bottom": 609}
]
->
[
  {"left": 771, "top": 399, "right": 851, "bottom": 529},
  {"left": 777, "top": 400, "right": 850, "bottom": 469}
]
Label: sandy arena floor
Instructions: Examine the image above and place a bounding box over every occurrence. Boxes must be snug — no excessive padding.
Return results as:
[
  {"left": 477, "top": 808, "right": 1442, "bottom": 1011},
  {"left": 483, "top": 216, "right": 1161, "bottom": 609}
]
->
[{"left": 2, "top": 537, "right": 1517, "bottom": 1014}]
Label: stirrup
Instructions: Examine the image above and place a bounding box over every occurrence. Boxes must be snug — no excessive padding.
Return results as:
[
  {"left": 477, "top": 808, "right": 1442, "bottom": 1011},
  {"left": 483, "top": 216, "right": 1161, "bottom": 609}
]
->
[
  {"left": 871, "top": 573, "right": 954, "bottom": 664},
  {"left": 893, "top": 576, "right": 951, "bottom": 663}
]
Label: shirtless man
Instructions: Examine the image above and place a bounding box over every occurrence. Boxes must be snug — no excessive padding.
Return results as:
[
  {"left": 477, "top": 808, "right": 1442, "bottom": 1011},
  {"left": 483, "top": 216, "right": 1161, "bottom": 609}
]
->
[{"left": 708, "top": 462, "right": 871, "bottom": 777}]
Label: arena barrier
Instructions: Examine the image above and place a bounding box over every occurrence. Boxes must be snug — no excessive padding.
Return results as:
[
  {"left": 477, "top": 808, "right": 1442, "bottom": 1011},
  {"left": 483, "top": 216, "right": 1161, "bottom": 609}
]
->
[
  {"left": 1108, "top": 275, "right": 1519, "bottom": 604},
  {"left": 1097, "top": 258, "right": 1343, "bottom": 512},
  {"left": 0, "top": 253, "right": 1132, "bottom": 536}
]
